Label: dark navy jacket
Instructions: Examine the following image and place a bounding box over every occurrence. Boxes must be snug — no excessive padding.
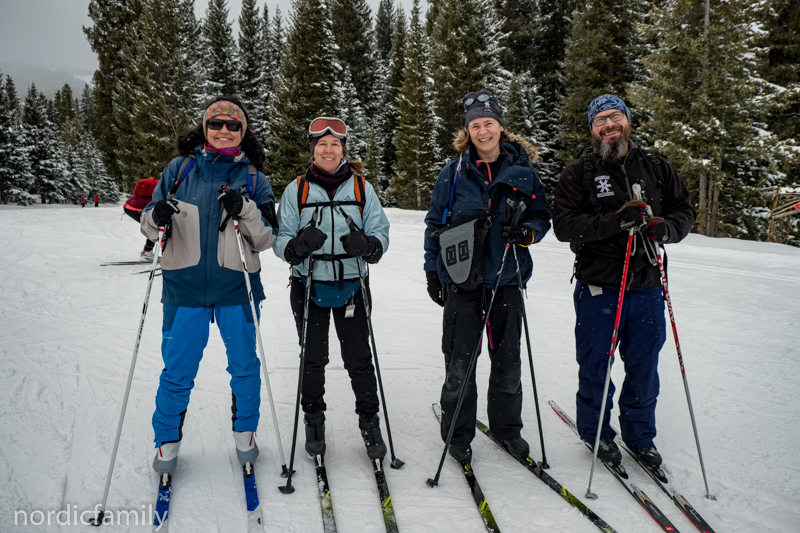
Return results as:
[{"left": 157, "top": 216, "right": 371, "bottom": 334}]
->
[{"left": 424, "top": 141, "right": 551, "bottom": 288}]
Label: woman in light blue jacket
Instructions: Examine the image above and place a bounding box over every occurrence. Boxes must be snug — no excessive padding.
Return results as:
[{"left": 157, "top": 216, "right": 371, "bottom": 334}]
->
[{"left": 274, "top": 117, "right": 390, "bottom": 461}]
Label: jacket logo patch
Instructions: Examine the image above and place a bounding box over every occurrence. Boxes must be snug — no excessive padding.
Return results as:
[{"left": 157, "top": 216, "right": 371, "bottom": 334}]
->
[
  {"left": 594, "top": 175, "right": 614, "bottom": 198},
  {"left": 342, "top": 195, "right": 352, "bottom": 201}
]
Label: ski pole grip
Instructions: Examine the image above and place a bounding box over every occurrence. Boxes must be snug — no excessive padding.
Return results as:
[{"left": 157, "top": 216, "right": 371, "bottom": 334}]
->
[{"left": 632, "top": 183, "right": 642, "bottom": 201}]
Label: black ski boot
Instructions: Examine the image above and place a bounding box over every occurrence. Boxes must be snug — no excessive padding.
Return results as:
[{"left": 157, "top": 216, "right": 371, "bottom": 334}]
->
[
  {"left": 304, "top": 411, "right": 326, "bottom": 456},
  {"left": 636, "top": 447, "right": 662, "bottom": 467},
  {"left": 596, "top": 438, "right": 622, "bottom": 465},
  {"left": 500, "top": 435, "right": 530, "bottom": 458},
  {"left": 358, "top": 413, "right": 387, "bottom": 461},
  {"left": 448, "top": 443, "right": 472, "bottom": 464}
]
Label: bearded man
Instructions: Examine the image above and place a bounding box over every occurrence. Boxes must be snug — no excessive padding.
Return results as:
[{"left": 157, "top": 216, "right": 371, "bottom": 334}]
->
[{"left": 551, "top": 94, "right": 695, "bottom": 468}]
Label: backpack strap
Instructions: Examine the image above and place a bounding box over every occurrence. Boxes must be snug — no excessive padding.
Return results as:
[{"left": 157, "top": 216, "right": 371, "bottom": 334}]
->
[
  {"left": 245, "top": 164, "right": 257, "bottom": 200},
  {"left": 297, "top": 174, "right": 310, "bottom": 214},
  {"left": 441, "top": 153, "right": 465, "bottom": 225},
  {"left": 580, "top": 147, "right": 602, "bottom": 214},
  {"left": 168, "top": 154, "right": 196, "bottom": 198},
  {"left": 640, "top": 149, "right": 666, "bottom": 194},
  {"left": 353, "top": 175, "right": 366, "bottom": 215}
]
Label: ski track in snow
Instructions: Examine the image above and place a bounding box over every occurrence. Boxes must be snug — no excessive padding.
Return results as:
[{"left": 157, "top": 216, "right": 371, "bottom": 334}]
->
[{"left": 1, "top": 203, "right": 799, "bottom": 532}]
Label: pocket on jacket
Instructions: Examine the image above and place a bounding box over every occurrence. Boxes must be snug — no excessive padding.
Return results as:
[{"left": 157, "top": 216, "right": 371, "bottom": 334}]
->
[{"left": 162, "top": 201, "right": 201, "bottom": 270}]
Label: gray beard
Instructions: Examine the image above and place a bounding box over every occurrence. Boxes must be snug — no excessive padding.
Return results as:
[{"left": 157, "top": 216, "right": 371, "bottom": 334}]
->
[{"left": 597, "top": 136, "right": 629, "bottom": 164}]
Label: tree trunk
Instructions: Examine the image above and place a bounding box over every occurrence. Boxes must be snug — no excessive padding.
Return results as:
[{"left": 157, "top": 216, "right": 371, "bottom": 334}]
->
[
  {"left": 706, "top": 176, "right": 718, "bottom": 237},
  {"left": 698, "top": 170, "right": 708, "bottom": 234}
]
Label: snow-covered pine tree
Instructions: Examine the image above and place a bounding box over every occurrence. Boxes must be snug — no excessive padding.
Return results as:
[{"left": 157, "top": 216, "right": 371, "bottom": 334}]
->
[
  {"left": 495, "top": 0, "right": 537, "bottom": 75},
  {"left": 376, "top": 4, "right": 407, "bottom": 202},
  {"left": 201, "top": 0, "right": 239, "bottom": 99},
  {"left": 81, "top": 134, "right": 119, "bottom": 203},
  {"left": 84, "top": 0, "right": 140, "bottom": 183},
  {"left": 389, "top": 0, "right": 439, "bottom": 209},
  {"left": 336, "top": 67, "right": 370, "bottom": 161},
  {"left": 558, "top": 0, "right": 637, "bottom": 162},
  {"left": 374, "top": 0, "right": 396, "bottom": 63},
  {"left": 63, "top": 143, "right": 92, "bottom": 203},
  {"left": 629, "top": 0, "right": 796, "bottom": 240},
  {"left": 428, "top": 0, "right": 507, "bottom": 163},
  {"left": 761, "top": 0, "right": 800, "bottom": 187},
  {"left": 79, "top": 85, "right": 102, "bottom": 141},
  {"left": 23, "top": 85, "right": 70, "bottom": 204},
  {"left": 267, "top": 0, "right": 340, "bottom": 196},
  {"left": 238, "top": 0, "right": 266, "bottom": 128},
  {"left": 330, "top": 0, "right": 377, "bottom": 116},
  {"left": 0, "top": 73, "right": 35, "bottom": 205},
  {"left": 119, "top": 0, "right": 202, "bottom": 189}
]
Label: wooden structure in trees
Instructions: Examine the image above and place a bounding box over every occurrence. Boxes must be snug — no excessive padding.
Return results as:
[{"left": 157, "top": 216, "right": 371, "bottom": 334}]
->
[{"left": 767, "top": 186, "right": 800, "bottom": 244}]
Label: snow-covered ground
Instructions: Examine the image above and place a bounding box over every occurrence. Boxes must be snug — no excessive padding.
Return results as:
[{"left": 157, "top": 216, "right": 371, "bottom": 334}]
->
[{"left": 1, "top": 203, "right": 799, "bottom": 533}]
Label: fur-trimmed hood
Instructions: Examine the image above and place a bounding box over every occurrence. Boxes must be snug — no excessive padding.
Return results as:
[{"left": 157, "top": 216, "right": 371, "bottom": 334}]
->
[{"left": 452, "top": 128, "right": 540, "bottom": 164}]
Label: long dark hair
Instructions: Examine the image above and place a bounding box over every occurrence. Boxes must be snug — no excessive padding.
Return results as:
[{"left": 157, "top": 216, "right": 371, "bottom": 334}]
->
[{"left": 176, "top": 95, "right": 267, "bottom": 172}]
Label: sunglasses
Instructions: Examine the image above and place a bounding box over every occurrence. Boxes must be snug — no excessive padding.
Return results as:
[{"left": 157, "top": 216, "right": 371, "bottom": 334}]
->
[
  {"left": 206, "top": 118, "right": 243, "bottom": 132},
  {"left": 463, "top": 93, "right": 491, "bottom": 109},
  {"left": 309, "top": 117, "right": 347, "bottom": 139}
]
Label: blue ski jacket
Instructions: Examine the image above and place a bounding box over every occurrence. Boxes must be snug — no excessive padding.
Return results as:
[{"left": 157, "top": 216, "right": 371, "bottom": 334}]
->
[
  {"left": 142, "top": 145, "right": 277, "bottom": 308},
  {"left": 424, "top": 138, "right": 551, "bottom": 288}
]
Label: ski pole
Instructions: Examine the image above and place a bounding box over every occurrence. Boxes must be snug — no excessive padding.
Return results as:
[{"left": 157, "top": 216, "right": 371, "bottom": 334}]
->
[
  {"left": 427, "top": 241, "right": 511, "bottom": 487},
  {"left": 646, "top": 205, "right": 715, "bottom": 500},
  {"left": 511, "top": 245, "right": 549, "bottom": 469},
  {"left": 91, "top": 225, "right": 165, "bottom": 527},
  {"left": 337, "top": 207, "right": 404, "bottom": 469},
  {"left": 585, "top": 183, "right": 644, "bottom": 500},
  {"left": 230, "top": 211, "right": 290, "bottom": 477},
  {"left": 280, "top": 210, "right": 319, "bottom": 495}
]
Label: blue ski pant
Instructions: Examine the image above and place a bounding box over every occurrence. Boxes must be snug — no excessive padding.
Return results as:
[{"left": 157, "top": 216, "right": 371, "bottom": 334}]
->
[
  {"left": 152, "top": 305, "right": 261, "bottom": 446},
  {"left": 573, "top": 281, "right": 666, "bottom": 451}
]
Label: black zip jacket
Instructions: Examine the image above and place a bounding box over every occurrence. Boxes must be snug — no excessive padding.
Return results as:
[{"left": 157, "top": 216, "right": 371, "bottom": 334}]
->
[{"left": 552, "top": 142, "right": 696, "bottom": 291}]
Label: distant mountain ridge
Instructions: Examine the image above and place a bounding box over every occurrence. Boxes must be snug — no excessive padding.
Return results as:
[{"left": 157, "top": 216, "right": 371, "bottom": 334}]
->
[{"left": 0, "top": 63, "right": 91, "bottom": 99}]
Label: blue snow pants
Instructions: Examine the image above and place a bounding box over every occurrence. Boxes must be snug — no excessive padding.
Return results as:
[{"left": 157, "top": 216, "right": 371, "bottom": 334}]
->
[
  {"left": 573, "top": 281, "right": 666, "bottom": 451},
  {"left": 152, "top": 305, "right": 261, "bottom": 446}
]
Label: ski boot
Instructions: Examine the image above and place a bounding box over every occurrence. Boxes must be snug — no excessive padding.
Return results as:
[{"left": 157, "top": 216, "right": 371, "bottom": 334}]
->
[
  {"left": 233, "top": 431, "right": 259, "bottom": 466},
  {"left": 500, "top": 435, "right": 530, "bottom": 458},
  {"left": 448, "top": 443, "right": 472, "bottom": 464},
  {"left": 358, "top": 413, "right": 387, "bottom": 461},
  {"left": 596, "top": 438, "right": 622, "bottom": 465},
  {"left": 635, "top": 447, "right": 662, "bottom": 467},
  {"left": 304, "top": 411, "right": 326, "bottom": 456},
  {"left": 153, "top": 441, "right": 181, "bottom": 475}
]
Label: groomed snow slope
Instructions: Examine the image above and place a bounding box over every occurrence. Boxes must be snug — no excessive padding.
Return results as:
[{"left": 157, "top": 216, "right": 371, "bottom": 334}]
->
[{"left": 1, "top": 203, "right": 799, "bottom": 532}]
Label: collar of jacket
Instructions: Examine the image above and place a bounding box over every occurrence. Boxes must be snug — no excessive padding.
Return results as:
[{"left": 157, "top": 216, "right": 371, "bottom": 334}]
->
[
  {"left": 195, "top": 144, "right": 250, "bottom": 164},
  {"left": 461, "top": 141, "right": 535, "bottom": 196}
]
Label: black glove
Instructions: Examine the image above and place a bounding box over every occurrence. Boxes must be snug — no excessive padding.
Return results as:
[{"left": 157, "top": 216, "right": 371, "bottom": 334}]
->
[
  {"left": 258, "top": 202, "right": 278, "bottom": 229},
  {"left": 646, "top": 217, "right": 668, "bottom": 243},
  {"left": 289, "top": 226, "right": 327, "bottom": 257},
  {"left": 218, "top": 187, "right": 244, "bottom": 217},
  {"left": 152, "top": 199, "right": 180, "bottom": 227},
  {"left": 616, "top": 200, "right": 647, "bottom": 231},
  {"left": 340, "top": 230, "right": 370, "bottom": 256},
  {"left": 426, "top": 270, "right": 445, "bottom": 307},
  {"left": 501, "top": 223, "right": 534, "bottom": 246}
]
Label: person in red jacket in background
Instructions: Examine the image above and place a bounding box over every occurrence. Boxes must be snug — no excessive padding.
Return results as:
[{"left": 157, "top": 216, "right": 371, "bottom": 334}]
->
[
  {"left": 93, "top": 193, "right": 100, "bottom": 207},
  {"left": 123, "top": 176, "right": 160, "bottom": 261}
]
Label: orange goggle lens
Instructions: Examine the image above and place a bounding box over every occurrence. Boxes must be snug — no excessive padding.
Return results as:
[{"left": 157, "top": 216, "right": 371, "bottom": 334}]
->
[{"left": 309, "top": 117, "right": 347, "bottom": 139}]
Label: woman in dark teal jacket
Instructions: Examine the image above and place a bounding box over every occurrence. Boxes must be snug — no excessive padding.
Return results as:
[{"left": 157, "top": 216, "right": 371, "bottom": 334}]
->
[
  {"left": 141, "top": 96, "right": 277, "bottom": 477},
  {"left": 423, "top": 89, "right": 550, "bottom": 464}
]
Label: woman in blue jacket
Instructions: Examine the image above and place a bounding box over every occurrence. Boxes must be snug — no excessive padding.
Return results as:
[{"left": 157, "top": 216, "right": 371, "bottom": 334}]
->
[
  {"left": 423, "top": 89, "right": 551, "bottom": 464},
  {"left": 141, "top": 96, "right": 278, "bottom": 476},
  {"left": 274, "top": 117, "right": 390, "bottom": 461}
]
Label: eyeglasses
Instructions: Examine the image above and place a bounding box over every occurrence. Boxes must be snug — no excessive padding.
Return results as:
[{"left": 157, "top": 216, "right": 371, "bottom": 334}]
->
[
  {"left": 463, "top": 94, "right": 491, "bottom": 109},
  {"left": 591, "top": 111, "right": 626, "bottom": 128},
  {"left": 206, "top": 118, "right": 243, "bottom": 132},
  {"left": 309, "top": 117, "right": 347, "bottom": 139}
]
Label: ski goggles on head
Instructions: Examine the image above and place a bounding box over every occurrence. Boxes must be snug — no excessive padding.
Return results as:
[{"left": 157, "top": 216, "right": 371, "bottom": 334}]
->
[
  {"left": 463, "top": 93, "right": 491, "bottom": 109},
  {"left": 309, "top": 117, "right": 347, "bottom": 139},
  {"left": 206, "top": 118, "right": 243, "bottom": 132}
]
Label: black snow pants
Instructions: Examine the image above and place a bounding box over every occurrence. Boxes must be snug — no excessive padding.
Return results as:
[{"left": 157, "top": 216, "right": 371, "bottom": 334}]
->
[
  {"left": 439, "top": 283, "right": 524, "bottom": 446},
  {"left": 289, "top": 276, "right": 380, "bottom": 418}
]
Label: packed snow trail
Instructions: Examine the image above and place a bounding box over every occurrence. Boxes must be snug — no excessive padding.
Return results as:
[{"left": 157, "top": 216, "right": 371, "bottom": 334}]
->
[{"left": 1, "top": 203, "right": 799, "bottom": 532}]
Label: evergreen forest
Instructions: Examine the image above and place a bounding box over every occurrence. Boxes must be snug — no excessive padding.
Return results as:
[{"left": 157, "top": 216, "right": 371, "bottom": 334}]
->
[{"left": 0, "top": 0, "right": 797, "bottom": 244}]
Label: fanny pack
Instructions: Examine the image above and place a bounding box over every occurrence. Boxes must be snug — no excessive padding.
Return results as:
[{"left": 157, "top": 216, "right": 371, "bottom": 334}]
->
[{"left": 301, "top": 275, "right": 361, "bottom": 308}]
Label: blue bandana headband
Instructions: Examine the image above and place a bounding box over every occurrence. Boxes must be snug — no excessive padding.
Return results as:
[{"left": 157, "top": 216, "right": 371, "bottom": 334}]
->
[{"left": 588, "top": 94, "right": 631, "bottom": 129}]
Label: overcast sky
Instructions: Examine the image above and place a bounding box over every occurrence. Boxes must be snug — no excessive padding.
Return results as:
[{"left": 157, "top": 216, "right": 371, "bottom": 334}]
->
[{"left": 0, "top": 0, "right": 385, "bottom": 74}]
